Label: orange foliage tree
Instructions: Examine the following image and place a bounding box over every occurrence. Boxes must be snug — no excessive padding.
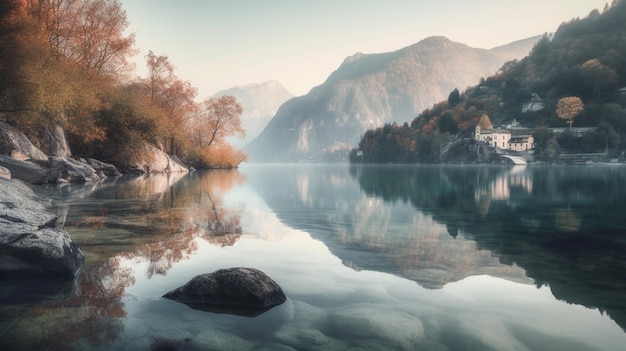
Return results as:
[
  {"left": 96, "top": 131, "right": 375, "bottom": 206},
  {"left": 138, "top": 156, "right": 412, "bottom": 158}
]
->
[
  {"left": 192, "top": 95, "right": 247, "bottom": 168},
  {"left": 143, "top": 51, "right": 198, "bottom": 156},
  {"left": 556, "top": 96, "right": 584, "bottom": 128}
]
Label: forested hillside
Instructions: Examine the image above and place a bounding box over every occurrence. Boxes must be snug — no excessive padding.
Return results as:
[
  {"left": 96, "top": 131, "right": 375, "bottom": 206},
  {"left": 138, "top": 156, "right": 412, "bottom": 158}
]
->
[
  {"left": 351, "top": 0, "right": 626, "bottom": 164},
  {"left": 0, "top": 0, "right": 245, "bottom": 169}
]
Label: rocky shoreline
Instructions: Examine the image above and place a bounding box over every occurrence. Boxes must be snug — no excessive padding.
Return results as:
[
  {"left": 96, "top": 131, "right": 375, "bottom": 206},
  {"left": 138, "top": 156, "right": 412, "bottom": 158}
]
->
[
  {"left": 0, "top": 120, "right": 189, "bottom": 279},
  {"left": 0, "top": 177, "right": 84, "bottom": 278}
]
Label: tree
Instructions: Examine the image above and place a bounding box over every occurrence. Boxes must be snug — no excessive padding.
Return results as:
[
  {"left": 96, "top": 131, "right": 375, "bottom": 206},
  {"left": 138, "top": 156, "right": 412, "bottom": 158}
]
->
[
  {"left": 191, "top": 96, "right": 246, "bottom": 167},
  {"left": 478, "top": 114, "right": 492, "bottom": 129},
  {"left": 556, "top": 96, "right": 584, "bottom": 128},
  {"left": 448, "top": 88, "right": 461, "bottom": 106},
  {"left": 142, "top": 51, "right": 198, "bottom": 156},
  {"left": 27, "top": 0, "right": 136, "bottom": 79},
  {"left": 532, "top": 126, "right": 554, "bottom": 151},
  {"left": 194, "top": 96, "right": 245, "bottom": 149}
]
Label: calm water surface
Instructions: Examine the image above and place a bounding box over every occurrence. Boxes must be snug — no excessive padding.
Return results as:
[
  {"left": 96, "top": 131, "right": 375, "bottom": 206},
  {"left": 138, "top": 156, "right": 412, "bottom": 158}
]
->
[{"left": 1, "top": 164, "right": 626, "bottom": 350}]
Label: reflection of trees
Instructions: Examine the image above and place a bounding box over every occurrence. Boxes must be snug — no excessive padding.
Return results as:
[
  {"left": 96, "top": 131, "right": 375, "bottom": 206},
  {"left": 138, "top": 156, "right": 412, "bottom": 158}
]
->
[
  {"left": 350, "top": 164, "right": 626, "bottom": 330},
  {"left": 1, "top": 257, "right": 131, "bottom": 350},
  {"left": 249, "top": 165, "right": 529, "bottom": 289},
  {"left": 1, "top": 170, "right": 246, "bottom": 349}
]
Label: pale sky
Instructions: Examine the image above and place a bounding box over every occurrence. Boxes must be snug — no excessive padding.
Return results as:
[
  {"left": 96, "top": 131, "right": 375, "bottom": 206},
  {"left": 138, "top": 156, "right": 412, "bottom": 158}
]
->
[{"left": 121, "top": 0, "right": 609, "bottom": 98}]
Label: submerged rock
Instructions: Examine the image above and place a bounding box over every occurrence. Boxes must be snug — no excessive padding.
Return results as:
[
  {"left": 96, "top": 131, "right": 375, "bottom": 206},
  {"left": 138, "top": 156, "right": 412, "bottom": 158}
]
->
[
  {"left": 163, "top": 267, "right": 286, "bottom": 316},
  {"left": 0, "top": 178, "right": 84, "bottom": 278}
]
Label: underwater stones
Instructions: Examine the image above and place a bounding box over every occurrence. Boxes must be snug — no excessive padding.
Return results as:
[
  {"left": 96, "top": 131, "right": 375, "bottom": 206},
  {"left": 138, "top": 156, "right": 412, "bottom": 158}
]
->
[
  {"left": 194, "top": 329, "right": 254, "bottom": 351},
  {"left": 163, "top": 267, "right": 287, "bottom": 316},
  {"left": 329, "top": 303, "right": 426, "bottom": 350}
]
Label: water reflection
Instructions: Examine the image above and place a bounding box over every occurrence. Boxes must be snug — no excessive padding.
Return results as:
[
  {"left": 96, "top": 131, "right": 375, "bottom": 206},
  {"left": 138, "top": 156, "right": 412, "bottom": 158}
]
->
[
  {"left": 0, "top": 170, "right": 245, "bottom": 350},
  {"left": 242, "top": 164, "right": 626, "bottom": 330},
  {"left": 245, "top": 165, "right": 530, "bottom": 290},
  {"left": 348, "top": 164, "right": 626, "bottom": 330}
]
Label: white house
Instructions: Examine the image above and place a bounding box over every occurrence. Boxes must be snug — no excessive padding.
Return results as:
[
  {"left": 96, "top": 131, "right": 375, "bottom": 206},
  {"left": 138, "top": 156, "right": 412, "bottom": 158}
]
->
[
  {"left": 474, "top": 124, "right": 511, "bottom": 149},
  {"left": 475, "top": 123, "right": 535, "bottom": 151},
  {"left": 508, "top": 135, "right": 534, "bottom": 151}
]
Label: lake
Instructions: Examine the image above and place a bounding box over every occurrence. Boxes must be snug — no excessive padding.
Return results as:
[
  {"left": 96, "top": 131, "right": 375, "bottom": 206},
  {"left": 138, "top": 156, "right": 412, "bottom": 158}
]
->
[{"left": 1, "top": 164, "right": 626, "bottom": 350}]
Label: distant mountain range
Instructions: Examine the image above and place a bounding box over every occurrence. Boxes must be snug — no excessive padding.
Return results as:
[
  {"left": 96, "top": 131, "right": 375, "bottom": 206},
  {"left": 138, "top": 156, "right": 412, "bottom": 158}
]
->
[
  {"left": 213, "top": 81, "right": 293, "bottom": 148},
  {"left": 245, "top": 35, "right": 541, "bottom": 162}
]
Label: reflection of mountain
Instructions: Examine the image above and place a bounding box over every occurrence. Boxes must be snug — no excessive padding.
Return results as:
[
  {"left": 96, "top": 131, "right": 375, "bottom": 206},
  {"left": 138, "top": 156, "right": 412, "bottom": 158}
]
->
[
  {"left": 245, "top": 165, "right": 529, "bottom": 289},
  {"left": 350, "top": 164, "right": 626, "bottom": 331}
]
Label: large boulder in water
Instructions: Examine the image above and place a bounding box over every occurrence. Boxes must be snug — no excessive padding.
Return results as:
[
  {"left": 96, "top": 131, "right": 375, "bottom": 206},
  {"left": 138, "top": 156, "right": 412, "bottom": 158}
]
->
[
  {"left": 163, "top": 267, "right": 287, "bottom": 316},
  {"left": 0, "top": 178, "right": 84, "bottom": 278}
]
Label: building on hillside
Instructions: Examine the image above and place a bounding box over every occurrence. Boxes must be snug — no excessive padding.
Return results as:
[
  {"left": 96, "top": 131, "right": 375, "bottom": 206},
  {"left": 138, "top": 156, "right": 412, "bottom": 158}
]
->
[
  {"left": 475, "top": 123, "right": 535, "bottom": 151},
  {"left": 474, "top": 124, "right": 511, "bottom": 149},
  {"left": 508, "top": 135, "right": 534, "bottom": 151}
]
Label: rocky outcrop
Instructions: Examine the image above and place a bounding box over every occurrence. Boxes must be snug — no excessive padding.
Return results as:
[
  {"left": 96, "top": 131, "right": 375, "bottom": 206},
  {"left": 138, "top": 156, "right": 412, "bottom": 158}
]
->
[
  {"left": 0, "top": 121, "right": 48, "bottom": 162},
  {"left": 42, "top": 124, "right": 72, "bottom": 157},
  {"left": 129, "top": 144, "right": 189, "bottom": 174},
  {"left": 0, "top": 121, "right": 186, "bottom": 180},
  {"left": 163, "top": 267, "right": 287, "bottom": 316},
  {"left": 0, "top": 155, "right": 119, "bottom": 184},
  {"left": 48, "top": 156, "right": 103, "bottom": 183},
  {"left": 0, "top": 165, "right": 11, "bottom": 179},
  {"left": 87, "top": 158, "right": 121, "bottom": 177},
  {"left": 0, "top": 177, "right": 84, "bottom": 278},
  {"left": 0, "top": 155, "right": 48, "bottom": 184}
]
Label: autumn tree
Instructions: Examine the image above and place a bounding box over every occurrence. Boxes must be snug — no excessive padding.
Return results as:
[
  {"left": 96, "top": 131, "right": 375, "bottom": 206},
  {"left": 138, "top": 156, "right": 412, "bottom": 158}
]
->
[
  {"left": 478, "top": 114, "right": 492, "bottom": 129},
  {"left": 192, "top": 96, "right": 247, "bottom": 168},
  {"left": 26, "top": 0, "right": 136, "bottom": 79},
  {"left": 143, "top": 51, "right": 198, "bottom": 156},
  {"left": 1, "top": 0, "right": 135, "bottom": 147},
  {"left": 556, "top": 96, "right": 584, "bottom": 128},
  {"left": 195, "top": 96, "right": 245, "bottom": 148}
]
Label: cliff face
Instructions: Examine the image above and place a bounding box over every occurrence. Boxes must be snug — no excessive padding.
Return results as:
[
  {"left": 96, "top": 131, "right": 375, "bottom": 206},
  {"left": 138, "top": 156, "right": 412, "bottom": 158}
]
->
[{"left": 246, "top": 36, "right": 540, "bottom": 162}]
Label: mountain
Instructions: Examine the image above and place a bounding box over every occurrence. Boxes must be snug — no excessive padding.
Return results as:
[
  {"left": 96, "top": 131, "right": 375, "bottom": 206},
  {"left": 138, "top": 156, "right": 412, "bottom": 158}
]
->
[
  {"left": 351, "top": 1, "right": 626, "bottom": 164},
  {"left": 245, "top": 35, "right": 540, "bottom": 162},
  {"left": 213, "top": 81, "right": 293, "bottom": 148}
]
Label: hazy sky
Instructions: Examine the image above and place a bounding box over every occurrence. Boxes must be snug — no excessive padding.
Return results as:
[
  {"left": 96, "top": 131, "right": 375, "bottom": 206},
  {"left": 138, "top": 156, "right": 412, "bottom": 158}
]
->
[{"left": 121, "top": 0, "right": 609, "bottom": 98}]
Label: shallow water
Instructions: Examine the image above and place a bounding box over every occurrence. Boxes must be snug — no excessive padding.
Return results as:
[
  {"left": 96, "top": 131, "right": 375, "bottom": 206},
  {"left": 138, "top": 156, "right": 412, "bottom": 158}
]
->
[{"left": 1, "top": 164, "right": 626, "bottom": 350}]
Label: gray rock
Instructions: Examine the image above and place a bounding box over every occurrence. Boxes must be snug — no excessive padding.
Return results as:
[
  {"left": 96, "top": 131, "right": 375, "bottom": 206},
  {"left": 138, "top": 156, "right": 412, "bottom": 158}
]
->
[
  {"left": 87, "top": 158, "right": 121, "bottom": 177},
  {"left": 329, "top": 304, "right": 426, "bottom": 350},
  {"left": 0, "top": 165, "right": 10, "bottom": 179},
  {"left": 163, "top": 267, "right": 287, "bottom": 316},
  {"left": 131, "top": 144, "right": 189, "bottom": 174},
  {"left": 0, "top": 121, "right": 48, "bottom": 162},
  {"left": 48, "top": 156, "right": 103, "bottom": 183},
  {"left": 42, "top": 124, "right": 72, "bottom": 157},
  {"left": 0, "top": 178, "right": 84, "bottom": 278},
  {"left": 0, "top": 155, "right": 48, "bottom": 184},
  {"left": 194, "top": 329, "right": 254, "bottom": 351}
]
